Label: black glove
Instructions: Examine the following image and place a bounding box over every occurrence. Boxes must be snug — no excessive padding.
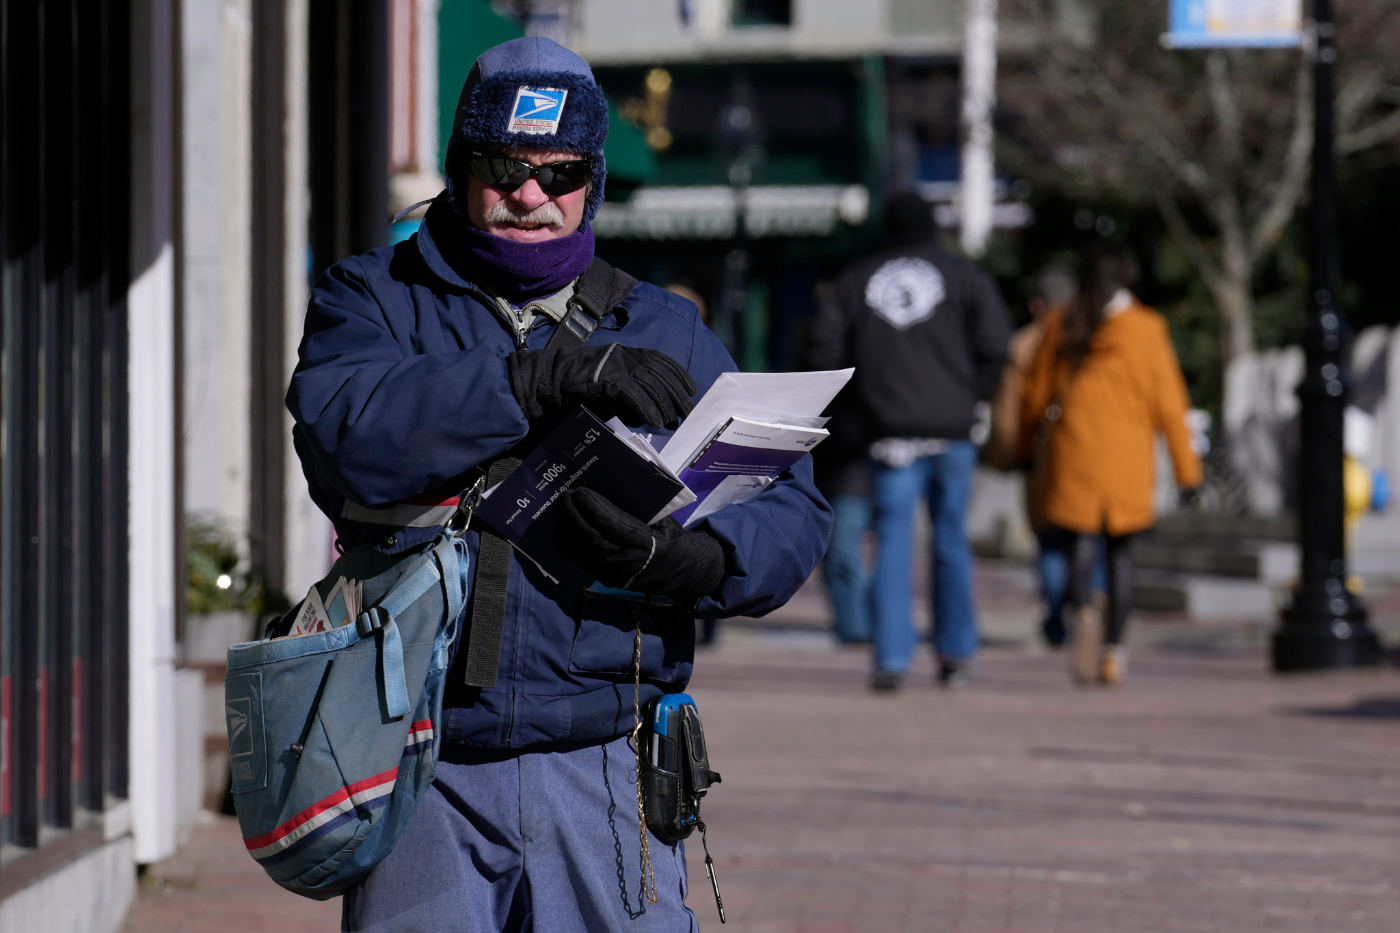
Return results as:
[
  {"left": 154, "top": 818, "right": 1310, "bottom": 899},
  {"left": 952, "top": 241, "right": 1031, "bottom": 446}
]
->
[
  {"left": 508, "top": 344, "right": 697, "bottom": 430},
  {"left": 555, "top": 488, "right": 726, "bottom": 604}
]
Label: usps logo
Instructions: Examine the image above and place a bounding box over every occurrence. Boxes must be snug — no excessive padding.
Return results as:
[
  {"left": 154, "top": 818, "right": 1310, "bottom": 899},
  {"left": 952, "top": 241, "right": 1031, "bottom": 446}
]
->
[
  {"left": 508, "top": 87, "right": 569, "bottom": 135},
  {"left": 864, "top": 257, "right": 945, "bottom": 330},
  {"left": 226, "top": 698, "right": 253, "bottom": 756}
]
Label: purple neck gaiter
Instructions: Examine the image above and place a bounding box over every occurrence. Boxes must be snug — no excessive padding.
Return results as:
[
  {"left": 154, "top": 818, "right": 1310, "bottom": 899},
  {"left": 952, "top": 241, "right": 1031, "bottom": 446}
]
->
[{"left": 451, "top": 214, "right": 596, "bottom": 305}]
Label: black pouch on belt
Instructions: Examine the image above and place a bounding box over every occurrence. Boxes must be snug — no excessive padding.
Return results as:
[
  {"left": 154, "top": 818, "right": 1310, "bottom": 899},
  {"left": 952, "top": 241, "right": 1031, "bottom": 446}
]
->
[
  {"left": 638, "top": 693, "right": 721, "bottom": 843},
  {"left": 638, "top": 692, "right": 727, "bottom": 921}
]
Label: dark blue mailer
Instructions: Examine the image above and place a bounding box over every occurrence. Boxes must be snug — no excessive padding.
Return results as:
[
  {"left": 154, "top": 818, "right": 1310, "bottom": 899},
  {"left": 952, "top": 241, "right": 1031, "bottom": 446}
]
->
[{"left": 474, "top": 407, "right": 687, "bottom": 592}]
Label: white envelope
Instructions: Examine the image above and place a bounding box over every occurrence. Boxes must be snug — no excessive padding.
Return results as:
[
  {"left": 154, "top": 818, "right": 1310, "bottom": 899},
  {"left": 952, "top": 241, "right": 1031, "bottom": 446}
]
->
[{"left": 660, "top": 369, "right": 854, "bottom": 472}]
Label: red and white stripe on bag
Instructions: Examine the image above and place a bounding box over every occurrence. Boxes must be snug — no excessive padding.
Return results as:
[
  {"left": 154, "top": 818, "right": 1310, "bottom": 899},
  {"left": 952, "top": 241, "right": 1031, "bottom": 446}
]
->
[
  {"left": 244, "top": 720, "right": 434, "bottom": 864},
  {"left": 341, "top": 494, "right": 460, "bottom": 528}
]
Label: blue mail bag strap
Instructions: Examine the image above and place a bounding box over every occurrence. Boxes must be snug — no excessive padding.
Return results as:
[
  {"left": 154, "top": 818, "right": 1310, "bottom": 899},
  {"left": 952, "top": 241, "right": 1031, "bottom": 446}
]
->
[{"left": 223, "top": 529, "right": 470, "bottom": 899}]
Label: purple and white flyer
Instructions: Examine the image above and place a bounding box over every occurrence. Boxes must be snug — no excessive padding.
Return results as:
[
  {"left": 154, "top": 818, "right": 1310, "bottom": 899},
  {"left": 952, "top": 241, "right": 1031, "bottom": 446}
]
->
[{"left": 671, "top": 417, "right": 829, "bottom": 526}]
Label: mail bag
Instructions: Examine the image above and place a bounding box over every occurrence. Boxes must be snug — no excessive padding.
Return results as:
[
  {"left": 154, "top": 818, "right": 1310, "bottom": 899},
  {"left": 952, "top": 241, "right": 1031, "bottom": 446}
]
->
[{"left": 223, "top": 532, "right": 469, "bottom": 899}]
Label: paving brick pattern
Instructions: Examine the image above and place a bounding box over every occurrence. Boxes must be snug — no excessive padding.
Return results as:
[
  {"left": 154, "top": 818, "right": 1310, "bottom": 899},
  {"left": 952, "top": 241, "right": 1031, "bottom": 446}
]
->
[
  {"left": 123, "top": 568, "right": 1400, "bottom": 932},
  {"left": 121, "top": 812, "right": 342, "bottom": 932},
  {"left": 687, "top": 637, "right": 1400, "bottom": 933}
]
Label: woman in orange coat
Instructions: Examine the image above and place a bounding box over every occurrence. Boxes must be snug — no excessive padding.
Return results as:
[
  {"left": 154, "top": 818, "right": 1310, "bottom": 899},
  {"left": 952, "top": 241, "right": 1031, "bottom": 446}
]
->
[{"left": 1020, "top": 246, "right": 1202, "bottom": 685}]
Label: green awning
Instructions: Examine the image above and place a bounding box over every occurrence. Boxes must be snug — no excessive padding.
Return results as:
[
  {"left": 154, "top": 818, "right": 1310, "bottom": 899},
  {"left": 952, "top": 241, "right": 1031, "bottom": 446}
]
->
[
  {"left": 603, "top": 97, "right": 656, "bottom": 185},
  {"left": 437, "top": 0, "right": 524, "bottom": 170}
]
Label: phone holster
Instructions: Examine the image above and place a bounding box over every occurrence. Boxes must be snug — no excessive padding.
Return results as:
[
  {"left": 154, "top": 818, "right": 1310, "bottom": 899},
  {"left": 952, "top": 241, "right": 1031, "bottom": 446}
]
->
[{"left": 639, "top": 694, "right": 722, "bottom": 844}]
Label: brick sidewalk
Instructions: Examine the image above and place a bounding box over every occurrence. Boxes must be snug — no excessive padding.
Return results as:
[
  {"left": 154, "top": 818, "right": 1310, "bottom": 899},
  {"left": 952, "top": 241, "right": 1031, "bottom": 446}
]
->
[
  {"left": 122, "top": 812, "right": 341, "bottom": 932},
  {"left": 125, "top": 577, "right": 1400, "bottom": 932},
  {"left": 687, "top": 634, "right": 1400, "bottom": 932}
]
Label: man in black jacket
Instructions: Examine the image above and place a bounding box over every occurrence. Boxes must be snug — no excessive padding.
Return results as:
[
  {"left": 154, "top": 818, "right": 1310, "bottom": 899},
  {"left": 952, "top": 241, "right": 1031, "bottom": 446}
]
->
[{"left": 807, "top": 192, "right": 1011, "bottom": 690}]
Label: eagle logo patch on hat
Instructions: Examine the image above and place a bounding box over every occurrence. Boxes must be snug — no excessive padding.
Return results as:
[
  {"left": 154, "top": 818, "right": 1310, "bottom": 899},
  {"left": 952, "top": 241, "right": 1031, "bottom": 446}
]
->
[{"left": 508, "top": 87, "right": 568, "bottom": 135}]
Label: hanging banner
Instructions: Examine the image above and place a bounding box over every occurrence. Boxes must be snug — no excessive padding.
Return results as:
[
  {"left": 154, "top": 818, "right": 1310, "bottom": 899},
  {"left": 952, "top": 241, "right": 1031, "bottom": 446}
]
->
[{"left": 1164, "top": 0, "right": 1302, "bottom": 48}]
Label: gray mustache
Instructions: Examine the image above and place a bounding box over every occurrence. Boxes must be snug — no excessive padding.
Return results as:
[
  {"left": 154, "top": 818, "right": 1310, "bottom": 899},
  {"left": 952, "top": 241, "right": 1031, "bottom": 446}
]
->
[{"left": 485, "top": 201, "right": 565, "bottom": 227}]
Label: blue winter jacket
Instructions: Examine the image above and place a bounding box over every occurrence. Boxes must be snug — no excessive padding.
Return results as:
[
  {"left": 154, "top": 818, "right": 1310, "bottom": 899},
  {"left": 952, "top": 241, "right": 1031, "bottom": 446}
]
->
[{"left": 287, "top": 202, "right": 832, "bottom": 749}]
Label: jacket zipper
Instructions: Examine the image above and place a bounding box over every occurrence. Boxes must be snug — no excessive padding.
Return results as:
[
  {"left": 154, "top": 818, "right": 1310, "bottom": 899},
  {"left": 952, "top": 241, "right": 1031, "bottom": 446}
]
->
[
  {"left": 465, "top": 283, "right": 531, "bottom": 349},
  {"left": 494, "top": 295, "right": 531, "bottom": 348}
]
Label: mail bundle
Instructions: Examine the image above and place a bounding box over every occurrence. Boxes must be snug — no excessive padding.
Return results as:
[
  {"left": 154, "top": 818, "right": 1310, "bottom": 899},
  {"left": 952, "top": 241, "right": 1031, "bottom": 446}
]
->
[{"left": 474, "top": 368, "right": 853, "bottom": 592}]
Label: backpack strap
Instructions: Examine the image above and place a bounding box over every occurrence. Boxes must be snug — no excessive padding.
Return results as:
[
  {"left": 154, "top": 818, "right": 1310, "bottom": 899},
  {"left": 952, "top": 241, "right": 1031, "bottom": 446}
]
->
[{"left": 465, "top": 258, "right": 637, "bottom": 689}]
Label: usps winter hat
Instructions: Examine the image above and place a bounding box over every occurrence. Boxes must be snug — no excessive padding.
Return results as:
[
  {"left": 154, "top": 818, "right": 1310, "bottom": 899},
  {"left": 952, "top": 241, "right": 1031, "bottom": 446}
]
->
[{"left": 444, "top": 37, "right": 609, "bottom": 226}]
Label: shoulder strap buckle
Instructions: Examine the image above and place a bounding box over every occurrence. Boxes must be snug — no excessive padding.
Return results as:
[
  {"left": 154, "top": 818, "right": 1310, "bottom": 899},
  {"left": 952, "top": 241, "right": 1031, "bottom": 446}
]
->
[
  {"left": 547, "top": 258, "right": 614, "bottom": 352},
  {"left": 560, "top": 305, "right": 600, "bottom": 342},
  {"left": 570, "top": 257, "right": 614, "bottom": 321}
]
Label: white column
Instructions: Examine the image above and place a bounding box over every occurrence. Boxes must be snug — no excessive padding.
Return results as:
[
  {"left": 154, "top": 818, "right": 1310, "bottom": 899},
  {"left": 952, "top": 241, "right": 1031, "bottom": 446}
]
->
[
  {"left": 416, "top": 0, "right": 441, "bottom": 175},
  {"left": 960, "top": 0, "right": 997, "bottom": 258},
  {"left": 129, "top": 0, "right": 180, "bottom": 866},
  {"left": 389, "top": 0, "right": 414, "bottom": 173},
  {"left": 282, "top": 0, "right": 336, "bottom": 599},
  {"left": 390, "top": 0, "right": 445, "bottom": 216},
  {"left": 694, "top": 0, "right": 729, "bottom": 40},
  {"left": 181, "top": 0, "right": 253, "bottom": 542}
]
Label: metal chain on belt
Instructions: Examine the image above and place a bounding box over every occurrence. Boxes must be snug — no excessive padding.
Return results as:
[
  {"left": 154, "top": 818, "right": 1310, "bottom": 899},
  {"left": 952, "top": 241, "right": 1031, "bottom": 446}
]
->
[{"left": 630, "top": 613, "right": 659, "bottom": 906}]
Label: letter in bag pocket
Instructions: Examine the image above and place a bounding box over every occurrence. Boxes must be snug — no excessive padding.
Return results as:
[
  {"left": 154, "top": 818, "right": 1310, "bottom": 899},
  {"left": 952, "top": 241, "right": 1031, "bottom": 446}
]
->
[{"left": 226, "top": 671, "right": 268, "bottom": 793}]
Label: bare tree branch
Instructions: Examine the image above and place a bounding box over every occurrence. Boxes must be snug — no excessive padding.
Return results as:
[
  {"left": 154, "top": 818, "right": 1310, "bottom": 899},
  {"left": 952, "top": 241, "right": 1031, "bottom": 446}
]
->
[
  {"left": 1337, "top": 67, "right": 1382, "bottom": 138},
  {"left": 1339, "top": 108, "right": 1400, "bottom": 153},
  {"left": 1156, "top": 188, "right": 1221, "bottom": 286},
  {"left": 1207, "top": 52, "right": 1243, "bottom": 176},
  {"left": 999, "top": 0, "right": 1400, "bottom": 374},
  {"left": 1041, "top": 37, "right": 1214, "bottom": 197},
  {"left": 1249, "top": 55, "right": 1314, "bottom": 259}
]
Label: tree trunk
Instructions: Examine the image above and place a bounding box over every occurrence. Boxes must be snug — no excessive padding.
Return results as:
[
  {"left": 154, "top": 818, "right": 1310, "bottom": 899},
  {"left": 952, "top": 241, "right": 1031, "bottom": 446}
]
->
[
  {"left": 1212, "top": 265, "right": 1255, "bottom": 369},
  {"left": 1210, "top": 243, "right": 1255, "bottom": 434}
]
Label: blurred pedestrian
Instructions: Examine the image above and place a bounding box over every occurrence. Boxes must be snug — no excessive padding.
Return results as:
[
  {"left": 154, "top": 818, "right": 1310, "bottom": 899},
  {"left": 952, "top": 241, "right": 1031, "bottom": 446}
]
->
[
  {"left": 1019, "top": 245, "right": 1202, "bottom": 685},
  {"left": 808, "top": 192, "right": 1012, "bottom": 690},
  {"left": 986, "top": 267, "right": 1077, "bottom": 470},
  {"left": 804, "top": 300, "right": 873, "bottom": 644},
  {"left": 987, "top": 267, "right": 1103, "bottom": 648}
]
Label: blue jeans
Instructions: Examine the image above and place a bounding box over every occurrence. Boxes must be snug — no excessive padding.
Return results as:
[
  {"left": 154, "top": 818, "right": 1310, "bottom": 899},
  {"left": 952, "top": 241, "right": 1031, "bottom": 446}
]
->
[
  {"left": 822, "top": 494, "right": 874, "bottom": 644},
  {"left": 1037, "top": 532, "right": 1070, "bottom": 646},
  {"left": 870, "top": 441, "right": 979, "bottom": 673},
  {"left": 1037, "top": 529, "right": 1107, "bottom": 647},
  {"left": 343, "top": 736, "right": 696, "bottom": 932}
]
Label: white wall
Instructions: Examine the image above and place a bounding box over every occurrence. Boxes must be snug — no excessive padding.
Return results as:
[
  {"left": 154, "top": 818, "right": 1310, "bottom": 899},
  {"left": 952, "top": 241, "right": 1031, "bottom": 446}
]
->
[
  {"left": 1225, "top": 346, "right": 1305, "bottom": 516},
  {"left": 1223, "top": 328, "right": 1400, "bottom": 518},
  {"left": 180, "top": 0, "right": 332, "bottom": 601},
  {"left": 173, "top": 669, "right": 206, "bottom": 845},
  {"left": 0, "top": 838, "right": 135, "bottom": 933},
  {"left": 417, "top": 0, "right": 441, "bottom": 173}
]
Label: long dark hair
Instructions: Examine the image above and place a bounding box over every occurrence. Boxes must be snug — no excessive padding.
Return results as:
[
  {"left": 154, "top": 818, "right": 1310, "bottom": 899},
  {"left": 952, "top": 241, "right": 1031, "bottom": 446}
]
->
[{"left": 1059, "top": 244, "right": 1140, "bottom": 368}]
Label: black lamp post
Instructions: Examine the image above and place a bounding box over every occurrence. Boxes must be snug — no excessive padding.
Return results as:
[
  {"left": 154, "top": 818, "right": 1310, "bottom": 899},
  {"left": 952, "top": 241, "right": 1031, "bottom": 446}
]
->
[{"left": 1271, "top": 0, "right": 1381, "bottom": 671}]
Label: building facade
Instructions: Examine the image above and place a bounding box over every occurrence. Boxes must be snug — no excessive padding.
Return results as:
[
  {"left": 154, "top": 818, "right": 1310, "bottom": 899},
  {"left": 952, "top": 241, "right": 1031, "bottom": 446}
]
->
[{"left": 1, "top": 1, "right": 394, "bottom": 928}]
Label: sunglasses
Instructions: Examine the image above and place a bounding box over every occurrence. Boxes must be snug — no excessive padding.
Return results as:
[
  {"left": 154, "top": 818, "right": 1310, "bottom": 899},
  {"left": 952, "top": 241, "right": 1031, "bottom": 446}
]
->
[{"left": 468, "top": 150, "right": 591, "bottom": 197}]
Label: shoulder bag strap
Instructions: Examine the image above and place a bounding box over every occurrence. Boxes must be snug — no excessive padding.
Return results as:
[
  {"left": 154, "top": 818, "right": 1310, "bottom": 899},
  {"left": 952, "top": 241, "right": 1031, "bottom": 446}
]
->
[
  {"left": 1027, "top": 364, "right": 1072, "bottom": 533},
  {"left": 544, "top": 257, "right": 616, "bottom": 350},
  {"left": 466, "top": 257, "right": 633, "bottom": 688}
]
